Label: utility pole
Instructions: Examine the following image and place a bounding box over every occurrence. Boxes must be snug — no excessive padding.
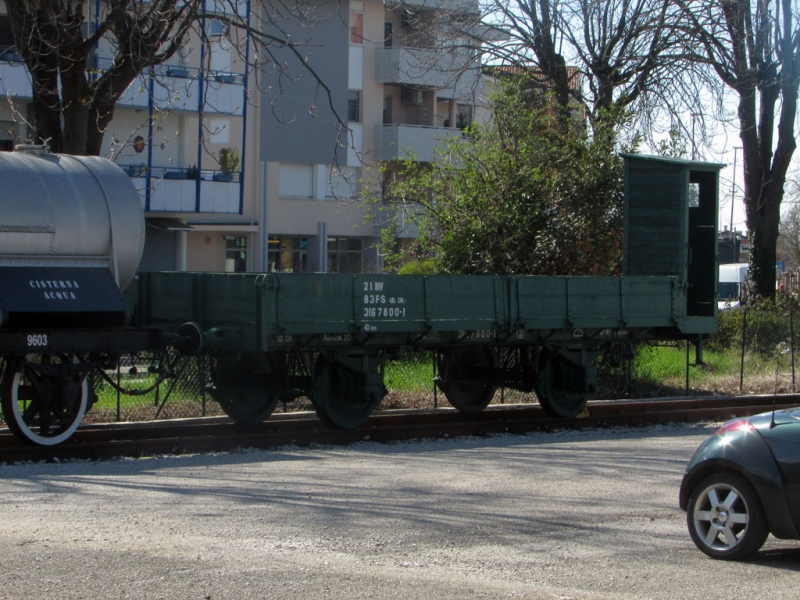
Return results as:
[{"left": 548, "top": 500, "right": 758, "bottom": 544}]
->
[
  {"left": 691, "top": 113, "right": 701, "bottom": 160},
  {"left": 730, "top": 146, "right": 742, "bottom": 232}
]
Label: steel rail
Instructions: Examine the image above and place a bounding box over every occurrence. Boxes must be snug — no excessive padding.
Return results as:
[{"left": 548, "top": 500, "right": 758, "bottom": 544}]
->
[{"left": 1, "top": 394, "right": 798, "bottom": 463}]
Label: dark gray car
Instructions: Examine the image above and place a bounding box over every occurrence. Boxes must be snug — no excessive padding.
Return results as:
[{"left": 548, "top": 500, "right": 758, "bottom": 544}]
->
[{"left": 679, "top": 408, "right": 800, "bottom": 559}]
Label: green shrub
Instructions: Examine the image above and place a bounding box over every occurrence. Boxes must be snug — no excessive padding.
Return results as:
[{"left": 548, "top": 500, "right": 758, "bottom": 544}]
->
[{"left": 398, "top": 259, "right": 440, "bottom": 275}]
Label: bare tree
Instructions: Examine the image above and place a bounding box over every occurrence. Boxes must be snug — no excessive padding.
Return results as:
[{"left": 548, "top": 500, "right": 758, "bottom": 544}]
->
[
  {"left": 4, "top": 0, "right": 344, "bottom": 156},
  {"left": 454, "top": 0, "right": 694, "bottom": 131},
  {"left": 676, "top": 0, "right": 800, "bottom": 298}
]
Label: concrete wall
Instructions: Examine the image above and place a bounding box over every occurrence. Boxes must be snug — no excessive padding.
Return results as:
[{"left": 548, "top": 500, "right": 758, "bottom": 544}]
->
[{"left": 259, "top": 0, "right": 349, "bottom": 165}]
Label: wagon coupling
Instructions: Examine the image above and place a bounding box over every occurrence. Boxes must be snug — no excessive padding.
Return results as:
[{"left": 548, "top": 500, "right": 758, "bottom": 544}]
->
[{"left": 162, "top": 322, "right": 205, "bottom": 356}]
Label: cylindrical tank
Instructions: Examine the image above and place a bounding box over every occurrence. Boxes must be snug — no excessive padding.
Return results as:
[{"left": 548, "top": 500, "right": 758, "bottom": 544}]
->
[{"left": 0, "top": 147, "right": 145, "bottom": 290}]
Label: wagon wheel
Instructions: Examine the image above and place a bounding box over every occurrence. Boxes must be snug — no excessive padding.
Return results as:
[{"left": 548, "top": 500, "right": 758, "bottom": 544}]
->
[
  {"left": 1, "top": 354, "right": 89, "bottom": 446},
  {"left": 210, "top": 353, "right": 283, "bottom": 426},
  {"left": 311, "top": 355, "right": 384, "bottom": 429},
  {"left": 435, "top": 346, "right": 497, "bottom": 413},
  {"left": 534, "top": 348, "right": 588, "bottom": 418}
]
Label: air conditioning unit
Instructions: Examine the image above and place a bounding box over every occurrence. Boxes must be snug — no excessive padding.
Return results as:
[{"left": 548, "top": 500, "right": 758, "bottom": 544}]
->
[
  {"left": 402, "top": 87, "right": 424, "bottom": 106},
  {"left": 401, "top": 10, "right": 418, "bottom": 29}
]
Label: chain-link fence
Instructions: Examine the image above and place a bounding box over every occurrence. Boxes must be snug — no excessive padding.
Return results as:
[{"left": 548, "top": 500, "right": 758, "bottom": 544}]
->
[{"left": 1, "top": 305, "right": 798, "bottom": 427}]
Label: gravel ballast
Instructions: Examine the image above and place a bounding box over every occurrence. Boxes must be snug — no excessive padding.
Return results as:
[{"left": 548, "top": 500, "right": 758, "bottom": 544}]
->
[{"left": 1, "top": 423, "right": 797, "bottom": 600}]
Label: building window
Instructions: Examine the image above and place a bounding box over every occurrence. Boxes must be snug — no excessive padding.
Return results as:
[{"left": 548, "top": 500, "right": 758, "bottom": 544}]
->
[
  {"left": 267, "top": 237, "right": 281, "bottom": 272},
  {"left": 348, "top": 90, "right": 361, "bottom": 123},
  {"left": 0, "top": 16, "right": 14, "bottom": 51},
  {"left": 225, "top": 236, "right": 247, "bottom": 272},
  {"left": 268, "top": 236, "right": 307, "bottom": 272},
  {"left": 457, "top": 105, "right": 473, "bottom": 129},
  {"left": 350, "top": 12, "right": 363, "bottom": 44},
  {"left": 328, "top": 237, "right": 362, "bottom": 274},
  {"left": 327, "top": 167, "right": 359, "bottom": 199},
  {"left": 279, "top": 163, "right": 313, "bottom": 198},
  {"left": 292, "top": 237, "right": 308, "bottom": 272},
  {"left": 383, "top": 95, "right": 393, "bottom": 125},
  {"left": 210, "top": 118, "right": 230, "bottom": 144},
  {"left": 384, "top": 22, "right": 393, "bottom": 47},
  {"left": 206, "top": 19, "right": 228, "bottom": 38}
]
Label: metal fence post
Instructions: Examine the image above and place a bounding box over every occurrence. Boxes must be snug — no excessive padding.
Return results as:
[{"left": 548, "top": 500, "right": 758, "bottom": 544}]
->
[
  {"left": 789, "top": 306, "right": 796, "bottom": 393},
  {"left": 199, "top": 354, "right": 206, "bottom": 416},
  {"left": 739, "top": 308, "right": 747, "bottom": 392},
  {"left": 685, "top": 340, "right": 690, "bottom": 395},
  {"left": 432, "top": 351, "right": 438, "bottom": 409},
  {"left": 116, "top": 361, "right": 121, "bottom": 421}
]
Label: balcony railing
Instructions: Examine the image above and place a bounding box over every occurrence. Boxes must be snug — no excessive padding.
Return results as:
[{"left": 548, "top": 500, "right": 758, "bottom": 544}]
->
[
  {"left": 384, "top": 0, "right": 479, "bottom": 13},
  {"left": 125, "top": 166, "right": 242, "bottom": 214},
  {"left": 0, "top": 54, "right": 244, "bottom": 115},
  {"left": 376, "top": 46, "right": 481, "bottom": 99},
  {"left": 110, "top": 60, "right": 245, "bottom": 115},
  {"left": 374, "top": 124, "right": 465, "bottom": 162},
  {"left": 0, "top": 50, "right": 32, "bottom": 97}
]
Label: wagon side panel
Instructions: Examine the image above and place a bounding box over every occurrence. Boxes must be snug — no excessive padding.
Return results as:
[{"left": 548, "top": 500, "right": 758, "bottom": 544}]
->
[
  {"left": 517, "top": 277, "right": 568, "bottom": 330},
  {"left": 423, "top": 276, "right": 506, "bottom": 332},
  {"left": 265, "top": 274, "right": 355, "bottom": 336}
]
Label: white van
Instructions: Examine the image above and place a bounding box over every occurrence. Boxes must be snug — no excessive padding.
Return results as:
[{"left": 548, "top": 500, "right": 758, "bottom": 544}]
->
[{"left": 718, "top": 263, "right": 748, "bottom": 309}]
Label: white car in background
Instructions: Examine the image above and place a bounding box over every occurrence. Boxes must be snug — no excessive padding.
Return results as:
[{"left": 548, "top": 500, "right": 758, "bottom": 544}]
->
[{"left": 718, "top": 263, "right": 748, "bottom": 310}]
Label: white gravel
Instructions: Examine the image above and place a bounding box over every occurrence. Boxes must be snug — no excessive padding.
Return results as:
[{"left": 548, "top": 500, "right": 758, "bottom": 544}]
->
[{"left": 1, "top": 422, "right": 797, "bottom": 600}]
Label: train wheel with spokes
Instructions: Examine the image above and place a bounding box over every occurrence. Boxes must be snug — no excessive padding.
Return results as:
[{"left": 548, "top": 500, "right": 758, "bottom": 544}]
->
[{"left": 1, "top": 354, "right": 89, "bottom": 446}]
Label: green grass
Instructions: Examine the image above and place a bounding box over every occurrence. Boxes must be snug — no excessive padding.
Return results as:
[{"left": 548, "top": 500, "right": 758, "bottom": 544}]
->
[
  {"left": 384, "top": 353, "right": 437, "bottom": 392},
  {"left": 630, "top": 343, "right": 794, "bottom": 394},
  {"left": 92, "top": 374, "right": 202, "bottom": 410}
]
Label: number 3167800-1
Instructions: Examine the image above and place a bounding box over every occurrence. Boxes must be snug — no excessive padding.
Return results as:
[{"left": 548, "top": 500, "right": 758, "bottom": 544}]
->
[{"left": 363, "top": 307, "right": 406, "bottom": 318}]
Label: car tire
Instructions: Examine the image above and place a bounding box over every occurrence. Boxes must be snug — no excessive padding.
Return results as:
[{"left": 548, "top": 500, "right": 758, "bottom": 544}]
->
[{"left": 687, "top": 472, "right": 769, "bottom": 560}]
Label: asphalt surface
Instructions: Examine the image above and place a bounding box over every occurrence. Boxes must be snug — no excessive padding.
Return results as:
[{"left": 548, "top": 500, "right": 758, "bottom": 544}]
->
[{"left": 0, "top": 422, "right": 798, "bottom": 599}]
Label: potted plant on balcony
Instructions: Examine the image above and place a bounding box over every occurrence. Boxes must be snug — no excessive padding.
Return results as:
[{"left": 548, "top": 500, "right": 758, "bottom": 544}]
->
[
  {"left": 214, "top": 72, "right": 238, "bottom": 84},
  {"left": 127, "top": 163, "right": 148, "bottom": 177},
  {"left": 214, "top": 147, "right": 240, "bottom": 182},
  {"left": 167, "top": 66, "right": 190, "bottom": 78}
]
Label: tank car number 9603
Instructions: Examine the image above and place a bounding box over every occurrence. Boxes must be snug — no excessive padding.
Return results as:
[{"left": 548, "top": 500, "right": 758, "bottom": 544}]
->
[{"left": 26, "top": 334, "right": 48, "bottom": 347}]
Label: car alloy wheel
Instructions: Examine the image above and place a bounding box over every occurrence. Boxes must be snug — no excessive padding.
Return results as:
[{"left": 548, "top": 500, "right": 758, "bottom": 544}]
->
[{"left": 686, "top": 473, "right": 769, "bottom": 560}]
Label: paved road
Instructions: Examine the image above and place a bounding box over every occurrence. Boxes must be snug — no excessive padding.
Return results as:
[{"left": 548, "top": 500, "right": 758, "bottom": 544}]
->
[{"left": 0, "top": 423, "right": 798, "bottom": 599}]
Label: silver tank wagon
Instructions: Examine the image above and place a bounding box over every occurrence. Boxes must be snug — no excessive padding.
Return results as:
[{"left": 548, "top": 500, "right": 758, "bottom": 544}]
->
[
  {"left": 0, "top": 146, "right": 195, "bottom": 446},
  {"left": 0, "top": 145, "right": 145, "bottom": 291}
]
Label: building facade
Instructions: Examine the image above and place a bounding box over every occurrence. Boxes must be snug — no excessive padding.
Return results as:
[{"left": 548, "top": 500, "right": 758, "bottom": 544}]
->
[{"left": 0, "top": 0, "right": 485, "bottom": 275}]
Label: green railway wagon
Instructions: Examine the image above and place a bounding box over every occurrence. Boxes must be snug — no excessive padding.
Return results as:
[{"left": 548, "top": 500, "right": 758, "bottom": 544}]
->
[
  {"left": 0, "top": 151, "right": 724, "bottom": 447},
  {"left": 128, "top": 154, "right": 724, "bottom": 429}
]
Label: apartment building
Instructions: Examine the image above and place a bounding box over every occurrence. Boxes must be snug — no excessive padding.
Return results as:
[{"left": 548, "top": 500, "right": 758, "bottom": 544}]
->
[{"left": 0, "top": 0, "right": 484, "bottom": 274}]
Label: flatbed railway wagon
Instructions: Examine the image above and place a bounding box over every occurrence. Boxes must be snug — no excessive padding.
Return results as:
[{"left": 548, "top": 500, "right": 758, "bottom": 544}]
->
[
  {"left": 0, "top": 148, "right": 722, "bottom": 445},
  {"left": 127, "top": 154, "right": 723, "bottom": 430}
]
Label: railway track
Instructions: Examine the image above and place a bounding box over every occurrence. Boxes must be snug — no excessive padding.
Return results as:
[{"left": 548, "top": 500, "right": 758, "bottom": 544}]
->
[{"left": 1, "top": 394, "right": 798, "bottom": 464}]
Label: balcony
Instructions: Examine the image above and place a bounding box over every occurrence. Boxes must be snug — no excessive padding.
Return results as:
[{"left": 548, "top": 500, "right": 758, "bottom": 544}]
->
[
  {"left": 204, "top": 0, "right": 250, "bottom": 18},
  {"left": 384, "top": 0, "right": 479, "bottom": 13},
  {"left": 376, "top": 47, "right": 481, "bottom": 100},
  {"left": 374, "top": 124, "right": 465, "bottom": 162},
  {"left": 0, "top": 55, "right": 244, "bottom": 115},
  {"left": 127, "top": 167, "right": 242, "bottom": 214},
  {"left": 115, "top": 63, "right": 245, "bottom": 115},
  {"left": 0, "top": 50, "right": 32, "bottom": 97}
]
